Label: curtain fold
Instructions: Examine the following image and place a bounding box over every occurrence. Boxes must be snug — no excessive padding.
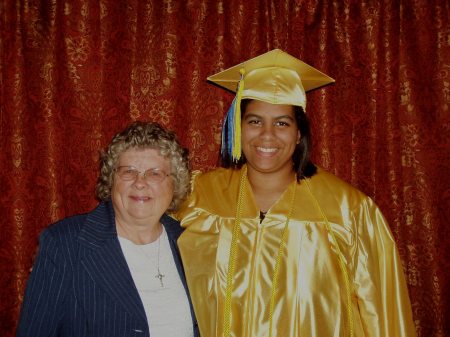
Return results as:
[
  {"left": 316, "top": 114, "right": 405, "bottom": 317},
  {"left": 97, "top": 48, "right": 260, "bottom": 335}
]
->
[{"left": 1, "top": 0, "right": 448, "bottom": 336}]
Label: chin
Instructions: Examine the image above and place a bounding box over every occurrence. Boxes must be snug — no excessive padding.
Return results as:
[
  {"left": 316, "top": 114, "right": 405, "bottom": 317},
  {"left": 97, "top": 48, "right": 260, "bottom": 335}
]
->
[
  {"left": 252, "top": 166, "right": 280, "bottom": 173},
  {"left": 127, "top": 208, "right": 154, "bottom": 219}
]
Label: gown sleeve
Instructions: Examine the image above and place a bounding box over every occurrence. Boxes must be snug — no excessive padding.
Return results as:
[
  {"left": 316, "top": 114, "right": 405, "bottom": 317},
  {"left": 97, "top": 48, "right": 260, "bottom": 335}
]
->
[{"left": 353, "top": 197, "right": 416, "bottom": 337}]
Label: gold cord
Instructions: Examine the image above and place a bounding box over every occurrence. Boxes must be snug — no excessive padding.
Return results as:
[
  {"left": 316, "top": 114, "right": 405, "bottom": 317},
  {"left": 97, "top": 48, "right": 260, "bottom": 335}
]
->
[
  {"left": 304, "top": 179, "right": 354, "bottom": 337},
  {"left": 223, "top": 166, "right": 247, "bottom": 337},
  {"left": 268, "top": 182, "right": 296, "bottom": 337},
  {"left": 223, "top": 166, "right": 297, "bottom": 337}
]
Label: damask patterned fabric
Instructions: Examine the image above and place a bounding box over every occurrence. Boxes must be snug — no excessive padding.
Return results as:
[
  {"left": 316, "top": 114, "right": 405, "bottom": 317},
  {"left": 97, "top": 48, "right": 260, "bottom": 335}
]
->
[{"left": 0, "top": 1, "right": 448, "bottom": 337}]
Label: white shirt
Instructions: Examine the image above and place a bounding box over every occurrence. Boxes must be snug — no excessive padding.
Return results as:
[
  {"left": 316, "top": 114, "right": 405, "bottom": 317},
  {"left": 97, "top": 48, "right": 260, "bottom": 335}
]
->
[{"left": 118, "top": 228, "right": 193, "bottom": 337}]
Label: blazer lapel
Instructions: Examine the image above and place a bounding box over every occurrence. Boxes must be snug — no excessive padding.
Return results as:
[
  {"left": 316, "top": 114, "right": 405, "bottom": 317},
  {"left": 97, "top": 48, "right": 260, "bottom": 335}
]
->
[{"left": 78, "top": 202, "right": 147, "bottom": 323}]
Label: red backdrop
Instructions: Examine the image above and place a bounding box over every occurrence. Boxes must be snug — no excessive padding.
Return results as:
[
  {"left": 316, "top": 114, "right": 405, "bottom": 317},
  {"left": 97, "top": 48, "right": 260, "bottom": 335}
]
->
[{"left": 1, "top": 0, "right": 449, "bottom": 336}]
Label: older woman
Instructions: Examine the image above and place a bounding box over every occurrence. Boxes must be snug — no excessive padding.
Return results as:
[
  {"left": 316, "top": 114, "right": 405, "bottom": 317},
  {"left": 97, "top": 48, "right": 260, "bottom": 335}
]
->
[{"left": 17, "top": 121, "right": 199, "bottom": 337}]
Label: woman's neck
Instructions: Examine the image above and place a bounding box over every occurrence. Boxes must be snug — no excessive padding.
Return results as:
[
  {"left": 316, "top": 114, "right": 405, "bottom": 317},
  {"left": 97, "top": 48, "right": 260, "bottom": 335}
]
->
[
  {"left": 116, "top": 219, "right": 163, "bottom": 245},
  {"left": 246, "top": 166, "right": 296, "bottom": 212}
]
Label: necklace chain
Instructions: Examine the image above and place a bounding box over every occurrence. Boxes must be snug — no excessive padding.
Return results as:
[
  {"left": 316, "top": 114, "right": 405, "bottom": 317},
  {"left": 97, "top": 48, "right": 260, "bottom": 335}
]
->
[
  {"left": 155, "top": 230, "right": 165, "bottom": 287},
  {"left": 135, "top": 226, "right": 165, "bottom": 288}
]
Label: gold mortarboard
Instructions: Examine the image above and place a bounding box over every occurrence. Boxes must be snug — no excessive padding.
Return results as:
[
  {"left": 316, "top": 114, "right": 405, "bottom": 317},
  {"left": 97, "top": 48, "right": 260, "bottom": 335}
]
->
[
  {"left": 208, "top": 48, "right": 334, "bottom": 109},
  {"left": 208, "top": 49, "right": 334, "bottom": 161}
]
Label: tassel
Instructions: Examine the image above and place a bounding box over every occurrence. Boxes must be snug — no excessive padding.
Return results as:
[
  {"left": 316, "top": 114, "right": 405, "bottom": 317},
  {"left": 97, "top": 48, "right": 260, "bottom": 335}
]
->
[
  {"left": 221, "top": 98, "right": 236, "bottom": 158},
  {"left": 221, "top": 68, "right": 246, "bottom": 162},
  {"left": 232, "top": 69, "right": 245, "bottom": 161}
]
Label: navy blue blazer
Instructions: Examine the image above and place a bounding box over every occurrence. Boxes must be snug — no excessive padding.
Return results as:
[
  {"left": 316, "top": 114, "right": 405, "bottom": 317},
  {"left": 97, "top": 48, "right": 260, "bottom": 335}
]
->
[{"left": 17, "top": 201, "right": 200, "bottom": 337}]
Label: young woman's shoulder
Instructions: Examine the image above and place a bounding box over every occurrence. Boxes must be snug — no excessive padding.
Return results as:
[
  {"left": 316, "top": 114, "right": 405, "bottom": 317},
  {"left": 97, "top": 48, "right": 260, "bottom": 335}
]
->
[{"left": 309, "top": 168, "right": 370, "bottom": 209}]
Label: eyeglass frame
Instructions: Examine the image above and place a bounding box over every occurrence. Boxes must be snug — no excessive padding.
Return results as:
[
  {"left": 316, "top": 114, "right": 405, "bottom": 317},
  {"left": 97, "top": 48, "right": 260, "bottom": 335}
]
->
[{"left": 114, "top": 166, "right": 171, "bottom": 184}]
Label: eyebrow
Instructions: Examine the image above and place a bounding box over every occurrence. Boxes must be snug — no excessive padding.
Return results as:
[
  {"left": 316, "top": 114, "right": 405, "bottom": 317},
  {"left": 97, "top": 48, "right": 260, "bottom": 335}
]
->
[
  {"left": 243, "top": 113, "right": 295, "bottom": 121},
  {"left": 116, "top": 165, "right": 163, "bottom": 170}
]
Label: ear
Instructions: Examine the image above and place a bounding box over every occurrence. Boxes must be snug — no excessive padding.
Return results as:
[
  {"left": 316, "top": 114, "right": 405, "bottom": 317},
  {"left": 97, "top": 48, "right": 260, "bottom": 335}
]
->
[{"left": 296, "top": 130, "right": 301, "bottom": 144}]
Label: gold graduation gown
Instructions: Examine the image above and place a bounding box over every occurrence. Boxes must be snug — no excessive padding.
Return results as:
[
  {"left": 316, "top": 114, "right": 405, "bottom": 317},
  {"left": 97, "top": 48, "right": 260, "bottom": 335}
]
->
[{"left": 177, "top": 166, "right": 416, "bottom": 337}]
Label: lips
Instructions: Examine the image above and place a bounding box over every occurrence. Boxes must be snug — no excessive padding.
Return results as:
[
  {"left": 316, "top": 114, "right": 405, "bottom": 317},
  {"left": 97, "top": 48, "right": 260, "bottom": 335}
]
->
[
  {"left": 130, "top": 196, "right": 151, "bottom": 202},
  {"left": 256, "top": 146, "right": 278, "bottom": 153}
]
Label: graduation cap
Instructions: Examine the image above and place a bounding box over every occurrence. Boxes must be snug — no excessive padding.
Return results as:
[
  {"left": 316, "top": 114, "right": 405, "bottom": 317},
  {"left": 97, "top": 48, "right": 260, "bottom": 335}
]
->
[{"left": 208, "top": 49, "right": 334, "bottom": 161}]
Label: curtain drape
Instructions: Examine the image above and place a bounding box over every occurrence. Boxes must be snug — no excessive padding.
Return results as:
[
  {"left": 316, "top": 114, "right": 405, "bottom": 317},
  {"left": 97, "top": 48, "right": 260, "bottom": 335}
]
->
[{"left": 1, "top": 0, "right": 448, "bottom": 336}]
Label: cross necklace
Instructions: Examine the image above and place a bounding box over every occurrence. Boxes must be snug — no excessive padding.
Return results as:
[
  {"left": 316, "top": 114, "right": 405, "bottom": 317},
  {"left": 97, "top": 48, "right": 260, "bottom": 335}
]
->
[
  {"left": 136, "top": 226, "right": 165, "bottom": 287},
  {"left": 155, "top": 230, "right": 165, "bottom": 287},
  {"left": 118, "top": 220, "right": 165, "bottom": 287}
]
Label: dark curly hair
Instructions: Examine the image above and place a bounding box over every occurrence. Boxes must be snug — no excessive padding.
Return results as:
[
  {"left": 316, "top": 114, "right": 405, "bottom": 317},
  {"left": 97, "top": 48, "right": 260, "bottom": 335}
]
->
[
  {"left": 95, "top": 121, "right": 190, "bottom": 212},
  {"left": 220, "top": 99, "right": 317, "bottom": 180}
]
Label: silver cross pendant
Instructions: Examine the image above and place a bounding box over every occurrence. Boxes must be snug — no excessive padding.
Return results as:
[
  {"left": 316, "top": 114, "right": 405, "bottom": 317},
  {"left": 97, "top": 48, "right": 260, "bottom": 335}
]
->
[{"left": 155, "top": 270, "right": 165, "bottom": 287}]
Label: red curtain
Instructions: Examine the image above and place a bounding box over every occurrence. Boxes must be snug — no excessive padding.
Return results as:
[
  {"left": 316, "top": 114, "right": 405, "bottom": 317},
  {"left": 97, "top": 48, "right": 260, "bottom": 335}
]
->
[{"left": 1, "top": 0, "right": 449, "bottom": 336}]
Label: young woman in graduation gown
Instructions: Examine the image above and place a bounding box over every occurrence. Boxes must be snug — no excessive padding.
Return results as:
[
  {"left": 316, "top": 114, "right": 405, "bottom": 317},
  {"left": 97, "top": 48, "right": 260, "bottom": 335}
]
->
[{"left": 177, "top": 49, "right": 416, "bottom": 337}]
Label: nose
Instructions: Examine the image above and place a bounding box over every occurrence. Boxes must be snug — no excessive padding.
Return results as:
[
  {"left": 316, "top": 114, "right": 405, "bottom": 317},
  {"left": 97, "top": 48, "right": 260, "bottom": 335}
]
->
[
  {"left": 260, "top": 123, "right": 276, "bottom": 139},
  {"left": 132, "top": 172, "right": 147, "bottom": 188}
]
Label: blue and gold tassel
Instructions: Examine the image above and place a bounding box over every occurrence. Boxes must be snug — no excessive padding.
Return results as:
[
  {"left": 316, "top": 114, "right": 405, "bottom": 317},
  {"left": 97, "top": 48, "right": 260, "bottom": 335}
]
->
[{"left": 221, "top": 69, "right": 245, "bottom": 162}]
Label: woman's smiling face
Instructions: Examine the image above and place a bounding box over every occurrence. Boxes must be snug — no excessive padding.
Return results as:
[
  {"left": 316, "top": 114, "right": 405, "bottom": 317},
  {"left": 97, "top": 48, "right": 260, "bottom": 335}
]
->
[
  {"left": 241, "top": 100, "right": 300, "bottom": 175},
  {"left": 111, "top": 147, "right": 174, "bottom": 227}
]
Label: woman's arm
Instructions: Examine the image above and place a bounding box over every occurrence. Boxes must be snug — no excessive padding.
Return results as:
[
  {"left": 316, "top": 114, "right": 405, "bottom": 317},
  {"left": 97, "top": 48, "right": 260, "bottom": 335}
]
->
[{"left": 16, "top": 229, "right": 70, "bottom": 337}]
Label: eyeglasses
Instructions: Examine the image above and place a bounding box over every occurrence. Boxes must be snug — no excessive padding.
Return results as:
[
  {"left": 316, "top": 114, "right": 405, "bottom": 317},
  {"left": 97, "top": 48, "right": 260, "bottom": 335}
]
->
[{"left": 114, "top": 166, "right": 170, "bottom": 183}]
